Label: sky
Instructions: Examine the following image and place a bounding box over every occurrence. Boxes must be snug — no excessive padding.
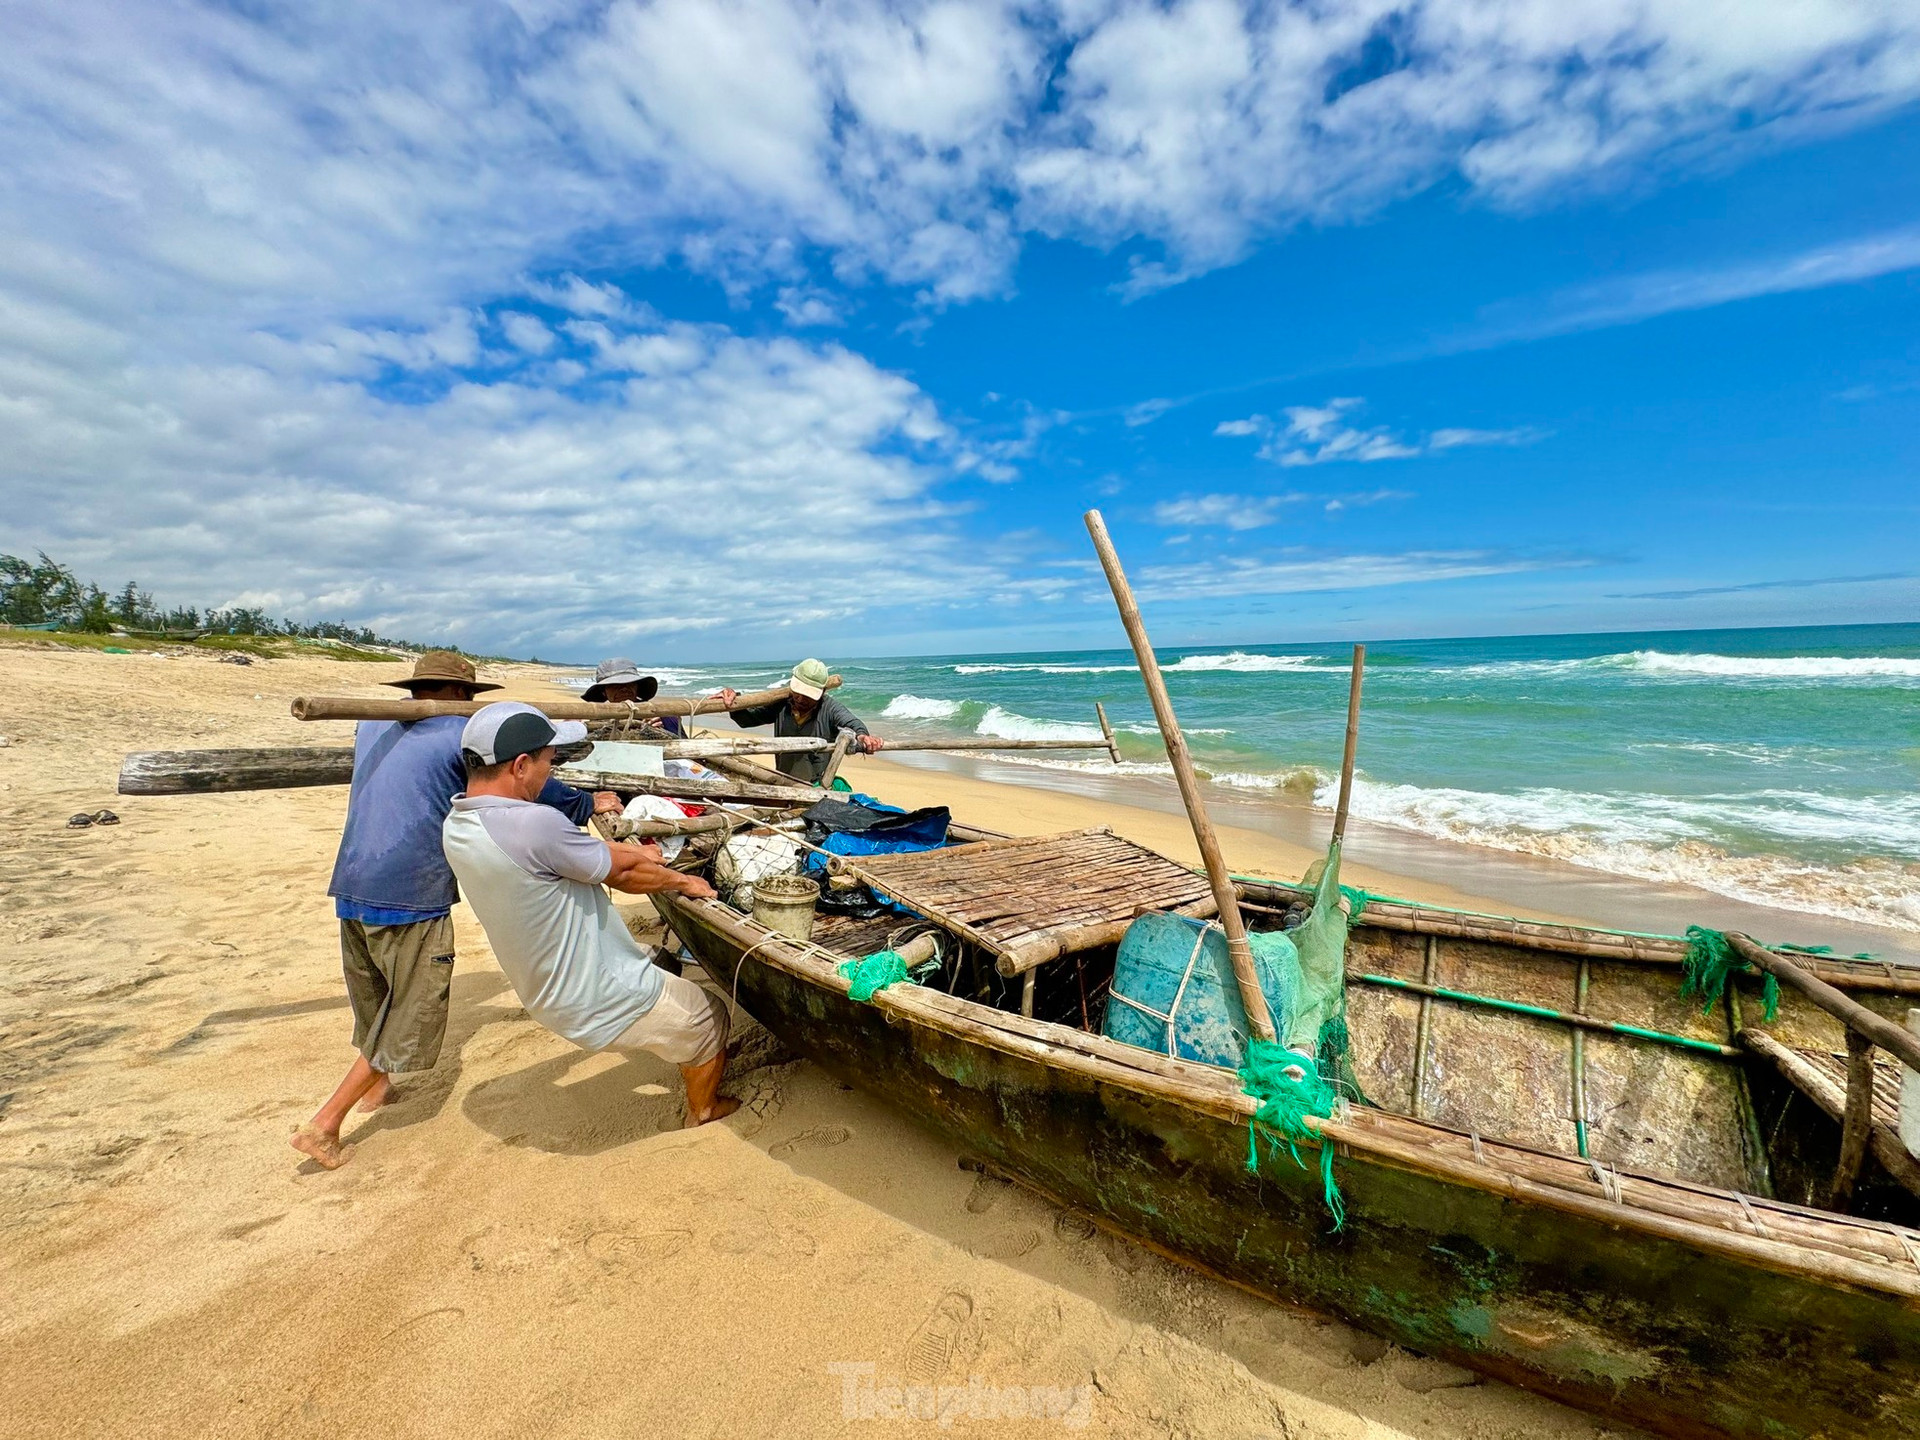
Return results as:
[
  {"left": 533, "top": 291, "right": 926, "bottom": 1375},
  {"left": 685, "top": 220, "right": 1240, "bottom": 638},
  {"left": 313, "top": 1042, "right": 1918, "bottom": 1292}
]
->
[{"left": 2, "top": 1, "right": 1919, "bottom": 661}]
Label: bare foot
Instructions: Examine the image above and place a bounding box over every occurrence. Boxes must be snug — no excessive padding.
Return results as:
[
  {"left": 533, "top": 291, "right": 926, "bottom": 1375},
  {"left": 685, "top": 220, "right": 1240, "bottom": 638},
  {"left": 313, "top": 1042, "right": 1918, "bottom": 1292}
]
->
[
  {"left": 290, "top": 1124, "right": 354, "bottom": 1169},
  {"left": 355, "top": 1079, "right": 397, "bottom": 1113},
  {"left": 685, "top": 1096, "right": 742, "bottom": 1128}
]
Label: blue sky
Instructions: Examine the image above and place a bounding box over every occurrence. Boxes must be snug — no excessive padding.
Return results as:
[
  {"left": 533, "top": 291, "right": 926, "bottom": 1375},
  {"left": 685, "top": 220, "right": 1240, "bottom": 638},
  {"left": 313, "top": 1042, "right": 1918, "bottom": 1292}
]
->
[{"left": 2, "top": 2, "right": 1918, "bottom": 659}]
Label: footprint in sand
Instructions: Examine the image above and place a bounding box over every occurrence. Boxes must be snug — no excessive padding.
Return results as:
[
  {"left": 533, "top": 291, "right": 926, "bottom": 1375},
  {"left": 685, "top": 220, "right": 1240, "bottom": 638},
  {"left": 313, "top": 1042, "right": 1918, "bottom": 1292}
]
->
[
  {"left": 904, "top": 1290, "right": 975, "bottom": 1385},
  {"left": 768, "top": 1124, "right": 851, "bottom": 1158},
  {"left": 964, "top": 1173, "right": 1012, "bottom": 1214},
  {"left": 1053, "top": 1212, "right": 1095, "bottom": 1243},
  {"left": 709, "top": 1224, "right": 818, "bottom": 1258},
  {"left": 988, "top": 1228, "right": 1042, "bottom": 1260},
  {"left": 585, "top": 1227, "right": 692, "bottom": 1272}
]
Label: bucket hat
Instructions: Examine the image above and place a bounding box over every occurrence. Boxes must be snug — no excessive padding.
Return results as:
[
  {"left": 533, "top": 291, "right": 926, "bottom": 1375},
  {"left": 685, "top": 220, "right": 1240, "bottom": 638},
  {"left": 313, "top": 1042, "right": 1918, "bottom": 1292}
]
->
[
  {"left": 382, "top": 649, "right": 500, "bottom": 693},
  {"left": 581, "top": 657, "right": 660, "bottom": 703}
]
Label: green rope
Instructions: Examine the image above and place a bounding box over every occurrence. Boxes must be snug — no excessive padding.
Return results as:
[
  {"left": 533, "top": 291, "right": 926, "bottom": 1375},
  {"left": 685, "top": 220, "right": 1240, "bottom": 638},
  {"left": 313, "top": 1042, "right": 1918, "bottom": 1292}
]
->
[
  {"left": 1682, "top": 926, "right": 1778, "bottom": 1023},
  {"left": 1240, "top": 1039, "right": 1345, "bottom": 1230},
  {"left": 838, "top": 949, "right": 910, "bottom": 1003},
  {"left": 1337, "top": 885, "right": 1372, "bottom": 924}
]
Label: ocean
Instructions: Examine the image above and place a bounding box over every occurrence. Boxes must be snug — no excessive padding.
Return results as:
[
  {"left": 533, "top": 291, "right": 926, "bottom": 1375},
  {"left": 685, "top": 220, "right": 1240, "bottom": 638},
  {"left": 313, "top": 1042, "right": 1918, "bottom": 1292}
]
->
[{"left": 572, "top": 623, "right": 1920, "bottom": 941}]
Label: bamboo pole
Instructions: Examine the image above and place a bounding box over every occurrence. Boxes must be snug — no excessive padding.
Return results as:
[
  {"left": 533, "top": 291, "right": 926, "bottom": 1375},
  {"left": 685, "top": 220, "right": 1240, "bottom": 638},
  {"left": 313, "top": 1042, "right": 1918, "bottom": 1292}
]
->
[
  {"left": 1083, "top": 509, "right": 1276, "bottom": 1044},
  {"left": 1094, "top": 702, "right": 1122, "bottom": 766},
  {"left": 1828, "top": 1030, "right": 1877, "bottom": 1211},
  {"left": 289, "top": 678, "right": 839, "bottom": 723},
  {"left": 1726, "top": 933, "right": 1920, "bottom": 1071},
  {"left": 1331, "top": 644, "right": 1365, "bottom": 850}
]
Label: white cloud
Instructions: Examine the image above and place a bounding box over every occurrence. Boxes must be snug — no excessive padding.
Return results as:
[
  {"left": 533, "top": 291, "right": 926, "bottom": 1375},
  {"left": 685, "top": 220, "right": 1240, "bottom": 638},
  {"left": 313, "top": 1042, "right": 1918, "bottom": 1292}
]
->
[
  {"left": 500, "top": 312, "right": 556, "bottom": 353},
  {"left": 776, "top": 286, "right": 845, "bottom": 327},
  {"left": 0, "top": 300, "right": 1004, "bottom": 653},
  {"left": 0, "top": 0, "right": 1912, "bottom": 646},
  {"left": 1136, "top": 549, "right": 1579, "bottom": 602},
  {"left": 1151, "top": 493, "right": 1304, "bottom": 530},
  {"left": 1216, "top": 399, "right": 1546, "bottom": 466}
]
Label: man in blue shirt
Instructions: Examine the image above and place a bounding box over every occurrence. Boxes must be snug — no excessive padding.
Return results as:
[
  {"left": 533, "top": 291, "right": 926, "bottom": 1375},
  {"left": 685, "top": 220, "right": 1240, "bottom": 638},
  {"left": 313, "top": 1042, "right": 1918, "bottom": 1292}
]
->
[{"left": 293, "top": 651, "right": 619, "bottom": 1169}]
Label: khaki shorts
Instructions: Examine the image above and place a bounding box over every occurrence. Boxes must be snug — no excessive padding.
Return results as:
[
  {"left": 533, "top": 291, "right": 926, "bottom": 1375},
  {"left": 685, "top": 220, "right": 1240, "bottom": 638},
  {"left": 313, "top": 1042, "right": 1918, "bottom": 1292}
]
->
[
  {"left": 608, "top": 971, "right": 729, "bottom": 1068},
  {"left": 341, "top": 915, "right": 455, "bottom": 1074}
]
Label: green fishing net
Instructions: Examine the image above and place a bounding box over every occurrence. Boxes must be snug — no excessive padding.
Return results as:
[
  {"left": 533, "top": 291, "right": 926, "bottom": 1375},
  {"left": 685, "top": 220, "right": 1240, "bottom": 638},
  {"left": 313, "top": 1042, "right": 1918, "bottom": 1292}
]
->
[
  {"left": 1238, "top": 839, "right": 1359, "bottom": 1227},
  {"left": 1240, "top": 1038, "right": 1346, "bottom": 1230},
  {"left": 839, "top": 949, "right": 910, "bottom": 1003},
  {"left": 1681, "top": 926, "right": 1780, "bottom": 1022}
]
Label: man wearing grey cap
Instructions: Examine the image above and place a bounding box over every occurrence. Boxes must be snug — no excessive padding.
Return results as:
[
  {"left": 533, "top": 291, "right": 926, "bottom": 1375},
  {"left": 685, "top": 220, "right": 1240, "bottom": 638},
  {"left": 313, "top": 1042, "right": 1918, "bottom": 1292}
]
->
[
  {"left": 292, "top": 654, "right": 621, "bottom": 1171},
  {"left": 581, "top": 656, "right": 684, "bottom": 737},
  {"left": 442, "top": 703, "right": 739, "bottom": 1127}
]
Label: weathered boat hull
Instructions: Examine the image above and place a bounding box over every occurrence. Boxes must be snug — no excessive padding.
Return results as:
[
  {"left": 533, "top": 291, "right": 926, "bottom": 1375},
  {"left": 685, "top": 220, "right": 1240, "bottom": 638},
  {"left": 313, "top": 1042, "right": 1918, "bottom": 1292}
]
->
[{"left": 664, "top": 895, "right": 1920, "bottom": 1440}]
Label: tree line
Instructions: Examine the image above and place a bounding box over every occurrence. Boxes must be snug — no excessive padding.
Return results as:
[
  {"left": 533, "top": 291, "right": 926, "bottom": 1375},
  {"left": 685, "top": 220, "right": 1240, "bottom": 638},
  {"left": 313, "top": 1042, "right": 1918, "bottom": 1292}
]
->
[{"left": 1, "top": 550, "right": 428, "bottom": 649}]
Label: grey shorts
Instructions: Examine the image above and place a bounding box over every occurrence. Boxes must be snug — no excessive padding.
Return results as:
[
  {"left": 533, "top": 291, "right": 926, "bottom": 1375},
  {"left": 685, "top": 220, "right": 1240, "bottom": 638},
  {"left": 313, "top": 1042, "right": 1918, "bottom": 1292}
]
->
[
  {"left": 608, "top": 971, "right": 730, "bottom": 1068},
  {"left": 341, "top": 915, "right": 455, "bottom": 1074}
]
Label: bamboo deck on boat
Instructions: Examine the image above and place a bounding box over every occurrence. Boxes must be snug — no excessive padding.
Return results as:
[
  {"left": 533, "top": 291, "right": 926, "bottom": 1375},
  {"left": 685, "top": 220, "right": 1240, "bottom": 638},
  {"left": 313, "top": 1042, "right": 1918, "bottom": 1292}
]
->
[{"left": 847, "top": 828, "right": 1216, "bottom": 975}]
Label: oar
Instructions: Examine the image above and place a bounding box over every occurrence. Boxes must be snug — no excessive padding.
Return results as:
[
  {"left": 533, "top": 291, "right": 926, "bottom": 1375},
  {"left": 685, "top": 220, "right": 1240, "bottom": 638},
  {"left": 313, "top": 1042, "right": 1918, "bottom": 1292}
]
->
[
  {"left": 1330, "top": 644, "right": 1366, "bottom": 851},
  {"left": 1083, "top": 509, "right": 1277, "bottom": 1045}
]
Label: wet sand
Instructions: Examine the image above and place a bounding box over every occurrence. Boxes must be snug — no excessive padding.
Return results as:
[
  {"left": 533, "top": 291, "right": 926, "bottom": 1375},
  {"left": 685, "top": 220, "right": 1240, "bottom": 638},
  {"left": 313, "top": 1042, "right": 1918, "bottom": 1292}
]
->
[{"left": 1, "top": 643, "right": 1639, "bottom": 1438}]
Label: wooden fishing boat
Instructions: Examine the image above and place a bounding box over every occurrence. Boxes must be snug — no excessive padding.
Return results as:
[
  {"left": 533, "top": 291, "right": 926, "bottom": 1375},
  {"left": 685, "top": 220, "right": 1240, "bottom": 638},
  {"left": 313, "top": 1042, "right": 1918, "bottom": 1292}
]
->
[{"left": 657, "top": 820, "right": 1920, "bottom": 1440}]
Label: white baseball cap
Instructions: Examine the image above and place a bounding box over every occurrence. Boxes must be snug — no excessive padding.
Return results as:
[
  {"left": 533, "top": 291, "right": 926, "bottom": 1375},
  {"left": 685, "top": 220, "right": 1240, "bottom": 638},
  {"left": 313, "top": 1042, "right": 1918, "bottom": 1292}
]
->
[{"left": 459, "top": 701, "right": 588, "bottom": 765}]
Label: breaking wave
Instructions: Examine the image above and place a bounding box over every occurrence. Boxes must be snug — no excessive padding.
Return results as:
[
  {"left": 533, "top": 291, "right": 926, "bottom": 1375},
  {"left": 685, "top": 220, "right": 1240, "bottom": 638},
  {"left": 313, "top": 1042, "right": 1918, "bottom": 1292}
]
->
[
  {"left": 1165, "top": 652, "right": 1321, "bottom": 673},
  {"left": 1453, "top": 651, "right": 1920, "bottom": 683},
  {"left": 1321, "top": 775, "right": 1920, "bottom": 931},
  {"left": 975, "top": 706, "right": 1104, "bottom": 742},
  {"left": 882, "top": 694, "right": 964, "bottom": 720},
  {"left": 953, "top": 661, "right": 1138, "bottom": 675}
]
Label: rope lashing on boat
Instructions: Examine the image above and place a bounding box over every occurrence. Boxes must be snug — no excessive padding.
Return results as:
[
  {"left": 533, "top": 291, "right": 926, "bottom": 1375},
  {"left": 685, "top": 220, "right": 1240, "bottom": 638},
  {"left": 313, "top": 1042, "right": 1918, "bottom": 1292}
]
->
[
  {"left": 1682, "top": 926, "right": 1780, "bottom": 1022},
  {"left": 839, "top": 949, "right": 911, "bottom": 1003},
  {"left": 1239, "top": 1038, "right": 1346, "bottom": 1230}
]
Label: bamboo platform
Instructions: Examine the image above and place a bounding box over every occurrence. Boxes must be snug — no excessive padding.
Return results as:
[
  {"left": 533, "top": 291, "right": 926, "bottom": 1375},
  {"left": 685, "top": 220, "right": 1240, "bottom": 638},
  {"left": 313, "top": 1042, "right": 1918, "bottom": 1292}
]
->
[{"left": 847, "top": 828, "right": 1216, "bottom": 975}]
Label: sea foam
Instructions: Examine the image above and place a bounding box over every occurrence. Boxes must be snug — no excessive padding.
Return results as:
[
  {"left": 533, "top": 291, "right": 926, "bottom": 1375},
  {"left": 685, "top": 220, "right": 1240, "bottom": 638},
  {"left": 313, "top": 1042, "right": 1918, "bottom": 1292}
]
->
[
  {"left": 976, "top": 705, "right": 1104, "bottom": 742},
  {"left": 882, "top": 694, "right": 964, "bottom": 720}
]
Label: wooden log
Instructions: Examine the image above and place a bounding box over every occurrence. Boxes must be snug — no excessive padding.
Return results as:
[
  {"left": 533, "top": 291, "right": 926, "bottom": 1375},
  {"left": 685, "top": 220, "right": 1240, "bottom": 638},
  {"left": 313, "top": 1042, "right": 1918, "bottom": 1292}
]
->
[
  {"left": 1740, "top": 1028, "right": 1920, "bottom": 1203},
  {"left": 290, "top": 678, "right": 839, "bottom": 723},
  {"left": 1331, "top": 644, "right": 1365, "bottom": 850},
  {"left": 612, "top": 811, "right": 770, "bottom": 839},
  {"left": 996, "top": 896, "right": 1219, "bottom": 976},
  {"left": 554, "top": 769, "right": 818, "bottom": 805},
  {"left": 1828, "top": 1030, "right": 1877, "bottom": 1211},
  {"left": 1085, "top": 509, "right": 1276, "bottom": 1044},
  {"left": 119, "top": 746, "right": 355, "bottom": 795},
  {"left": 818, "top": 730, "right": 855, "bottom": 790},
  {"left": 1727, "top": 933, "right": 1920, "bottom": 1071}
]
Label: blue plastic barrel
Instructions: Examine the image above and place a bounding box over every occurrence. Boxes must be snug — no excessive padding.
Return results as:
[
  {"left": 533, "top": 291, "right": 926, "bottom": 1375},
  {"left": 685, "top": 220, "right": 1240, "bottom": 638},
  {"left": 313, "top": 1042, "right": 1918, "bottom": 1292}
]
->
[{"left": 1101, "top": 912, "right": 1298, "bottom": 1068}]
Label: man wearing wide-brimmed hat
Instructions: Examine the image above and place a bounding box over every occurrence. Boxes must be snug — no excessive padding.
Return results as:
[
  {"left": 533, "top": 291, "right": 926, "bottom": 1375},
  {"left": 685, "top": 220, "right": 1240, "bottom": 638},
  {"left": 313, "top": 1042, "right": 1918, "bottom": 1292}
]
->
[
  {"left": 716, "top": 658, "right": 882, "bottom": 785},
  {"left": 293, "top": 651, "right": 620, "bottom": 1170}
]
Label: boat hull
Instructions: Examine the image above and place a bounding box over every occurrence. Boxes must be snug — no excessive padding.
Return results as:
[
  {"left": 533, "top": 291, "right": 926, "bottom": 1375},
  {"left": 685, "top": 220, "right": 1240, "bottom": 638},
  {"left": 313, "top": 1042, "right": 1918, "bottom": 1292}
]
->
[{"left": 666, "top": 896, "right": 1920, "bottom": 1440}]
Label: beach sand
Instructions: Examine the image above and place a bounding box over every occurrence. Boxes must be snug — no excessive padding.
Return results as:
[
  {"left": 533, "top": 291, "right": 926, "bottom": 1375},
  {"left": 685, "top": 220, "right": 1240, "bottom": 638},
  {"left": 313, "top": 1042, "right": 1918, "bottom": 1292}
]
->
[{"left": 0, "top": 644, "right": 1636, "bottom": 1439}]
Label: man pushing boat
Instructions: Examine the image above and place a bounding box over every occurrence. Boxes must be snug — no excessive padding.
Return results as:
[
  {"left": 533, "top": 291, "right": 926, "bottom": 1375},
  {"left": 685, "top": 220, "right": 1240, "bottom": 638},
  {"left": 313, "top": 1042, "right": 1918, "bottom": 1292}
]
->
[
  {"left": 716, "top": 658, "right": 882, "bottom": 784},
  {"left": 291, "top": 653, "right": 622, "bottom": 1170},
  {"left": 441, "top": 703, "right": 740, "bottom": 1128}
]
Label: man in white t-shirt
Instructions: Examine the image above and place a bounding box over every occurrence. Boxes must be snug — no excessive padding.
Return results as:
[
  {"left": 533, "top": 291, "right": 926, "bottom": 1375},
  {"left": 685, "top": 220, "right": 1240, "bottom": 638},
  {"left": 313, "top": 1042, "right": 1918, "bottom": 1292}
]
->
[{"left": 442, "top": 702, "right": 739, "bottom": 1126}]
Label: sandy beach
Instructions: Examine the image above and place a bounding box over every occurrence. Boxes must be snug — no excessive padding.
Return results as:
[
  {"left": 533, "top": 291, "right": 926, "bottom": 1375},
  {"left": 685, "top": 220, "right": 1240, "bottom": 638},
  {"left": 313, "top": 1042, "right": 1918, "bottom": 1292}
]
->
[{"left": 0, "top": 642, "right": 1639, "bottom": 1439}]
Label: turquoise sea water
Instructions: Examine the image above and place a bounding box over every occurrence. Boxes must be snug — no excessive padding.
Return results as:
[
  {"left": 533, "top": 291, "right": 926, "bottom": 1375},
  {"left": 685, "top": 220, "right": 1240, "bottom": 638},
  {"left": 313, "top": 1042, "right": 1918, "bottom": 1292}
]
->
[{"left": 588, "top": 624, "right": 1920, "bottom": 934}]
